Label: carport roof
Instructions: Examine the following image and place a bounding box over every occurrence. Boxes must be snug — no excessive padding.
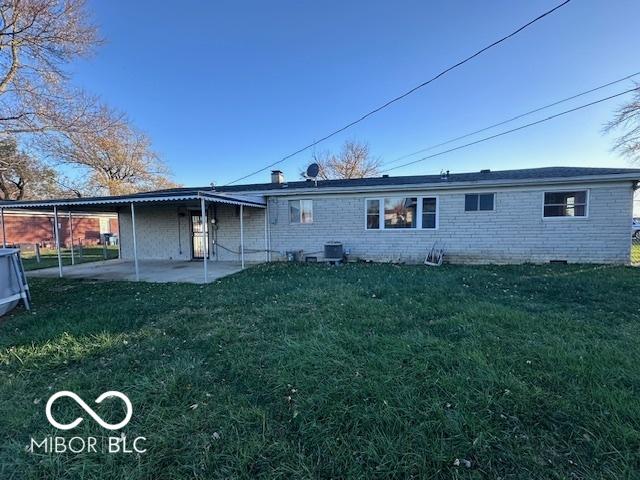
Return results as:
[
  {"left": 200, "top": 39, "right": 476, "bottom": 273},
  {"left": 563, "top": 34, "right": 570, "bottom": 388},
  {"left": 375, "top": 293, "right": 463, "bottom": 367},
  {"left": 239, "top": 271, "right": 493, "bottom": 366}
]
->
[{"left": 0, "top": 191, "right": 265, "bottom": 211}]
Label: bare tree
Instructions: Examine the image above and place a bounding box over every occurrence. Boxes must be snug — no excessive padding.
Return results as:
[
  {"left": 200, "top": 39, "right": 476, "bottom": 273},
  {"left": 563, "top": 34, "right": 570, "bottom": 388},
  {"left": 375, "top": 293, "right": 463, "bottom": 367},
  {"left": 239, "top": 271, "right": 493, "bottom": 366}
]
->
[
  {"left": 0, "top": 0, "right": 101, "bottom": 135},
  {"left": 47, "top": 108, "right": 178, "bottom": 195},
  {"left": 0, "top": 136, "right": 72, "bottom": 199},
  {"left": 309, "top": 141, "right": 381, "bottom": 180},
  {"left": 604, "top": 86, "right": 640, "bottom": 163}
]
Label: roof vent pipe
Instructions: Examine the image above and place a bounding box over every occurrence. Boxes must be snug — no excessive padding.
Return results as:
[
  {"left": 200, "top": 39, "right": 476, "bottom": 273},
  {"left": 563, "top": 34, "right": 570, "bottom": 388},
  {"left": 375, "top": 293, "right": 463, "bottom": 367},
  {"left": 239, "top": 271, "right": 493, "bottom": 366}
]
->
[
  {"left": 440, "top": 170, "right": 450, "bottom": 180},
  {"left": 271, "top": 170, "right": 284, "bottom": 184}
]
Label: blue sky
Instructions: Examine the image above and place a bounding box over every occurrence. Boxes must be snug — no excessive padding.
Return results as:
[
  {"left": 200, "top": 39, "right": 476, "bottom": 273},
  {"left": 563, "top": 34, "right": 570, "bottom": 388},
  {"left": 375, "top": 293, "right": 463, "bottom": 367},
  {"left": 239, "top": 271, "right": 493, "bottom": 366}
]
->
[{"left": 71, "top": 0, "right": 640, "bottom": 187}]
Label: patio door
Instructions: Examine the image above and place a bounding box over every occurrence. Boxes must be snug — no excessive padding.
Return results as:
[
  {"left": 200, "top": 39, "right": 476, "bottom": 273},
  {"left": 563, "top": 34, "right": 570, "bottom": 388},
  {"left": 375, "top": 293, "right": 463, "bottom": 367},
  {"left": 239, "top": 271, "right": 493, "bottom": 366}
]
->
[{"left": 190, "top": 212, "right": 209, "bottom": 259}]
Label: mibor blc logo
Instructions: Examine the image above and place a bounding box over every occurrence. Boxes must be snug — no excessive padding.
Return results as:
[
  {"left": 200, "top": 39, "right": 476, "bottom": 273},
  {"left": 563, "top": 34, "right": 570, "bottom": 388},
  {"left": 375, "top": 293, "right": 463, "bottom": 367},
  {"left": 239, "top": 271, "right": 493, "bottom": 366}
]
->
[
  {"left": 30, "top": 390, "right": 146, "bottom": 454},
  {"left": 46, "top": 391, "right": 133, "bottom": 430}
]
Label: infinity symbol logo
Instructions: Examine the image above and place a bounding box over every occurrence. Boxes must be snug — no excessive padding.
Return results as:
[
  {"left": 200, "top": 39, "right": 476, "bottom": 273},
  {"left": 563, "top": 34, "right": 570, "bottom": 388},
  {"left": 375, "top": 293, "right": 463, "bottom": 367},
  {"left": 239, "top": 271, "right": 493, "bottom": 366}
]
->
[{"left": 45, "top": 391, "right": 133, "bottom": 431}]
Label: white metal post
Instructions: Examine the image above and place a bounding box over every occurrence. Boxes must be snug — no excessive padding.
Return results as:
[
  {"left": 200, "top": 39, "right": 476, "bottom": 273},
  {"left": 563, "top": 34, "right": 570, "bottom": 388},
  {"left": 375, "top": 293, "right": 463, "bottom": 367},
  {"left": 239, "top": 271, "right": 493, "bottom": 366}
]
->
[
  {"left": 240, "top": 204, "right": 245, "bottom": 269},
  {"left": 68, "top": 211, "right": 75, "bottom": 265},
  {"left": 1, "top": 208, "right": 5, "bottom": 248},
  {"left": 201, "top": 197, "right": 208, "bottom": 283},
  {"left": 264, "top": 206, "right": 268, "bottom": 262},
  {"left": 130, "top": 202, "right": 139, "bottom": 281},
  {"left": 117, "top": 212, "right": 122, "bottom": 259},
  {"left": 53, "top": 206, "right": 63, "bottom": 278}
]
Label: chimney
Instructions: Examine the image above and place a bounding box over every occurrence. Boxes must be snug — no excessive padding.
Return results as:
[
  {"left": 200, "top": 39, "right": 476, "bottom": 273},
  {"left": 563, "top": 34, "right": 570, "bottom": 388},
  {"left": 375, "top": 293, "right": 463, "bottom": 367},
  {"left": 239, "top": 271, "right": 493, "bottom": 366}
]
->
[{"left": 271, "top": 170, "right": 284, "bottom": 184}]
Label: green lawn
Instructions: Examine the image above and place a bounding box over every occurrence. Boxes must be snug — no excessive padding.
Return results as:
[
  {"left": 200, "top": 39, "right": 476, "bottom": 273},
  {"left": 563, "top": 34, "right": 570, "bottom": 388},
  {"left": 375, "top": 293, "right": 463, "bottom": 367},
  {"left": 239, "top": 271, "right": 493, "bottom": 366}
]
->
[
  {"left": 1, "top": 263, "right": 639, "bottom": 479},
  {"left": 21, "top": 246, "right": 119, "bottom": 271}
]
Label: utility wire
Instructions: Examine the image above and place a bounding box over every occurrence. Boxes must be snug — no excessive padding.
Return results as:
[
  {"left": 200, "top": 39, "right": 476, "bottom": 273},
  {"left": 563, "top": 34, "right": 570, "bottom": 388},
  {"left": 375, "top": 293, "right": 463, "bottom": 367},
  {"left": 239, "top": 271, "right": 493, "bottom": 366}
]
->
[
  {"left": 382, "top": 70, "right": 640, "bottom": 167},
  {"left": 381, "top": 86, "right": 640, "bottom": 173},
  {"left": 224, "top": 0, "right": 572, "bottom": 185}
]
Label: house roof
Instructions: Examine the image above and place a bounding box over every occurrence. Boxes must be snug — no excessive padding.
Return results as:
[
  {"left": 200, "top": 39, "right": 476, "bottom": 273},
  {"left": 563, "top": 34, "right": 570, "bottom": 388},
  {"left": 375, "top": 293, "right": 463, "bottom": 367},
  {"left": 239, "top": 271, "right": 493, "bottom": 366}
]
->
[
  {"left": 1, "top": 166, "right": 639, "bottom": 210},
  {"left": 150, "top": 166, "right": 640, "bottom": 195}
]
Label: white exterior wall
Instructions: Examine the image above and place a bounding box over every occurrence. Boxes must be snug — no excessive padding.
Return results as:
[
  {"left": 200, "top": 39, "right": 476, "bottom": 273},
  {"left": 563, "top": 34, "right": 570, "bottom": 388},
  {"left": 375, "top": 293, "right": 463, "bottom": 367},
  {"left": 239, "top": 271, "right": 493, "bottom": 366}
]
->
[
  {"left": 212, "top": 204, "right": 267, "bottom": 263},
  {"left": 119, "top": 203, "right": 267, "bottom": 262},
  {"left": 267, "top": 182, "right": 635, "bottom": 264},
  {"left": 119, "top": 204, "right": 192, "bottom": 260}
]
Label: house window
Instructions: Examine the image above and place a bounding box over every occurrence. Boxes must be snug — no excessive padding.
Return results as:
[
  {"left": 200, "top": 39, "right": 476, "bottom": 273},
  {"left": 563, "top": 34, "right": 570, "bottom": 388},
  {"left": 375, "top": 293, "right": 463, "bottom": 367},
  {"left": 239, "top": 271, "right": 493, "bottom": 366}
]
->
[
  {"left": 465, "top": 193, "right": 495, "bottom": 211},
  {"left": 289, "top": 199, "right": 313, "bottom": 223},
  {"left": 422, "top": 198, "right": 437, "bottom": 229},
  {"left": 366, "top": 199, "right": 380, "bottom": 229},
  {"left": 365, "top": 196, "right": 438, "bottom": 230},
  {"left": 543, "top": 191, "right": 588, "bottom": 217},
  {"left": 384, "top": 197, "right": 417, "bottom": 229}
]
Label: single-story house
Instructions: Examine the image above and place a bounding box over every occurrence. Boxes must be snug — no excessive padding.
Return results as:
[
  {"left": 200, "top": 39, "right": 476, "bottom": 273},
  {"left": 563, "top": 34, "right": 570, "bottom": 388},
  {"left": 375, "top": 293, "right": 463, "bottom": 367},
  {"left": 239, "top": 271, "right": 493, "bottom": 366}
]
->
[{"left": 1, "top": 166, "right": 639, "bottom": 279}]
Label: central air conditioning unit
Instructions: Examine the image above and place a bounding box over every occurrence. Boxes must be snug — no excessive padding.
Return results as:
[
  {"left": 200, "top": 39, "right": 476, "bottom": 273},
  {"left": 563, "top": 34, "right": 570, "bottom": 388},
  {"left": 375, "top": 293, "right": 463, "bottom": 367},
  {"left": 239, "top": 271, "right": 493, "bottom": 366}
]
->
[{"left": 324, "top": 242, "right": 343, "bottom": 261}]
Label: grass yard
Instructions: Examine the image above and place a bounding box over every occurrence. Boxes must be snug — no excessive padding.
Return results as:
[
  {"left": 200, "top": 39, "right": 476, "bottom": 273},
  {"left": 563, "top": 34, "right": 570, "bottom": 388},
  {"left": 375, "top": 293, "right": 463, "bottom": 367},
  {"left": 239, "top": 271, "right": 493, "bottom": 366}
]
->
[
  {"left": 1, "top": 263, "right": 640, "bottom": 479},
  {"left": 20, "top": 246, "right": 119, "bottom": 271}
]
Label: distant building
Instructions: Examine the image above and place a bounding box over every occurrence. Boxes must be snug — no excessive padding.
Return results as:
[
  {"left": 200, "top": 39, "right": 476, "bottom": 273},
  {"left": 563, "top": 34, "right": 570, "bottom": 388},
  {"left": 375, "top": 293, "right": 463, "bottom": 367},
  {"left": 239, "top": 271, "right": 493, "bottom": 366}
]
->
[{"left": 0, "top": 210, "right": 118, "bottom": 248}]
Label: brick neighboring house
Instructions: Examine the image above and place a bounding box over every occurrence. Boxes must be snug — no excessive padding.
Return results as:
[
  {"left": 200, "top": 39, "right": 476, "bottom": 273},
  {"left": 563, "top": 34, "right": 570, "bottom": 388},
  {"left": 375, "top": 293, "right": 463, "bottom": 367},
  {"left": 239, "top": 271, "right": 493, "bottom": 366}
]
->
[{"left": 1, "top": 210, "right": 118, "bottom": 248}]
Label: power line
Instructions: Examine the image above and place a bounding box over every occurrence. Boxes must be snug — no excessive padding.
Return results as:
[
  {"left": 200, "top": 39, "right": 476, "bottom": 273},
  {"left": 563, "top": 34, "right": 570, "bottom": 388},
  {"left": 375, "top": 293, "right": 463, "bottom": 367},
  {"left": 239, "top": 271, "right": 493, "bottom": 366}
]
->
[
  {"left": 381, "top": 87, "right": 639, "bottom": 173},
  {"left": 224, "top": 0, "right": 572, "bottom": 185},
  {"left": 381, "top": 70, "right": 640, "bottom": 167}
]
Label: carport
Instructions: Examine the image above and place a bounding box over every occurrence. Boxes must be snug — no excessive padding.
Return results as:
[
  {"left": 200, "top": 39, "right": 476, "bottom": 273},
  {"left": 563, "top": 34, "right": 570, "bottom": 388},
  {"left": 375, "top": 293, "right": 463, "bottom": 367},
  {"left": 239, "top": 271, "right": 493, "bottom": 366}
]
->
[{"left": 0, "top": 190, "right": 267, "bottom": 283}]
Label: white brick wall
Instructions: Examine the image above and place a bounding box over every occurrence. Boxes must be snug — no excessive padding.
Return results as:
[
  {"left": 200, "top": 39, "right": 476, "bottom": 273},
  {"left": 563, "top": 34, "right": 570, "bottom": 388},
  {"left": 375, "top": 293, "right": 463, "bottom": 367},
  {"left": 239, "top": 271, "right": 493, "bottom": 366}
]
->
[
  {"left": 119, "top": 203, "right": 267, "bottom": 262},
  {"left": 119, "top": 204, "right": 192, "bottom": 260},
  {"left": 267, "top": 182, "right": 635, "bottom": 264},
  {"left": 213, "top": 204, "right": 267, "bottom": 262},
  {"left": 117, "top": 182, "right": 634, "bottom": 265}
]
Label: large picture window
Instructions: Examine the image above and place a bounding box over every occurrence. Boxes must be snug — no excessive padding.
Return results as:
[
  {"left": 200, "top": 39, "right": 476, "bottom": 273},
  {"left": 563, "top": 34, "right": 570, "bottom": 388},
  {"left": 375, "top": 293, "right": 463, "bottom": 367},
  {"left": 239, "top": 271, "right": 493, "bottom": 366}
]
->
[
  {"left": 289, "top": 199, "right": 313, "bottom": 223},
  {"left": 366, "top": 196, "right": 438, "bottom": 230},
  {"left": 543, "top": 191, "right": 588, "bottom": 218},
  {"left": 384, "top": 197, "right": 417, "bottom": 229}
]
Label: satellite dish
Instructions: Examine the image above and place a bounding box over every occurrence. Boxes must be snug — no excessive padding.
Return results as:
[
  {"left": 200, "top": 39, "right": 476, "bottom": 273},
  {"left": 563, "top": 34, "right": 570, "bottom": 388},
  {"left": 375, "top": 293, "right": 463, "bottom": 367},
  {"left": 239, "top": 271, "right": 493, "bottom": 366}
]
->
[{"left": 306, "top": 162, "right": 320, "bottom": 179}]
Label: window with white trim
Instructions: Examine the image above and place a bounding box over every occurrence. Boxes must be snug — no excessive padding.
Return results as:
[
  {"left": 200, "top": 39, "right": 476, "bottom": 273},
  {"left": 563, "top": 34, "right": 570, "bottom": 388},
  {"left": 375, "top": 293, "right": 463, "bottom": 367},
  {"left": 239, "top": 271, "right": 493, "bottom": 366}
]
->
[
  {"left": 422, "top": 198, "right": 437, "bottom": 228},
  {"left": 289, "top": 199, "right": 313, "bottom": 223},
  {"left": 543, "top": 190, "right": 587, "bottom": 217},
  {"left": 366, "top": 196, "right": 438, "bottom": 230},
  {"left": 465, "top": 193, "right": 495, "bottom": 211}
]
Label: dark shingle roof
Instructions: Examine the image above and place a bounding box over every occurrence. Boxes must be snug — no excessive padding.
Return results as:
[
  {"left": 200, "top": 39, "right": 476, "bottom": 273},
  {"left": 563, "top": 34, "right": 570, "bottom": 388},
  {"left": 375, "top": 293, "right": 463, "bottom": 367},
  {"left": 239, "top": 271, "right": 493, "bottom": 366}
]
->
[
  {"left": 148, "top": 166, "right": 640, "bottom": 195},
  {"left": 1, "top": 167, "right": 638, "bottom": 208}
]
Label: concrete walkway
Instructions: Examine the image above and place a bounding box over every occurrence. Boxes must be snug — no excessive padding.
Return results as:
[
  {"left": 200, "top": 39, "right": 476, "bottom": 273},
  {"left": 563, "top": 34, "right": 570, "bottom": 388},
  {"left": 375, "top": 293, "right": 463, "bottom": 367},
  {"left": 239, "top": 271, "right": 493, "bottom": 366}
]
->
[{"left": 27, "top": 259, "right": 247, "bottom": 284}]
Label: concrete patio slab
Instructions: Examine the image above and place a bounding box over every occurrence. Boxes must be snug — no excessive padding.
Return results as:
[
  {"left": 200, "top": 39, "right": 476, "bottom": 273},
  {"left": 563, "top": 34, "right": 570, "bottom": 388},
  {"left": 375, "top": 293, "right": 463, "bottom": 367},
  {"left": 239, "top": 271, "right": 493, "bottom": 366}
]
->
[{"left": 26, "top": 259, "right": 247, "bottom": 284}]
